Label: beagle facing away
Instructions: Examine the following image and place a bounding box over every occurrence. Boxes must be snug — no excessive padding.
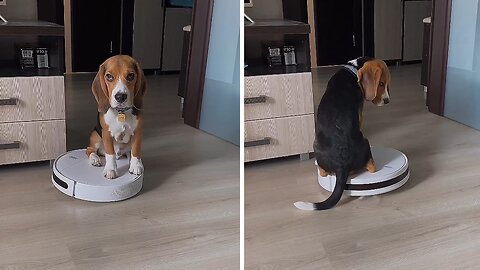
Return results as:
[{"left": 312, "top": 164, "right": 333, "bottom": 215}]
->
[
  {"left": 295, "top": 57, "right": 391, "bottom": 211},
  {"left": 86, "top": 55, "right": 146, "bottom": 179}
]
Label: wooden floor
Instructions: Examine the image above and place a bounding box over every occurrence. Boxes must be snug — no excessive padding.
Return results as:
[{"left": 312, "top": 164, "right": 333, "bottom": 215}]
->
[
  {"left": 245, "top": 64, "right": 480, "bottom": 270},
  {"left": 0, "top": 74, "right": 239, "bottom": 269}
]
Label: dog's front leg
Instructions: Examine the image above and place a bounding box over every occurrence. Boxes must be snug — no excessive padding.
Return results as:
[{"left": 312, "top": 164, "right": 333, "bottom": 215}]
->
[
  {"left": 129, "top": 118, "right": 144, "bottom": 175},
  {"left": 102, "top": 129, "right": 117, "bottom": 179}
]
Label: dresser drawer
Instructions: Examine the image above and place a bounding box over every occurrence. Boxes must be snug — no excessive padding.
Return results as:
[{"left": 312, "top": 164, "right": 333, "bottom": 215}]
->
[
  {"left": 244, "top": 114, "right": 315, "bottom": 162},
  {"left": 0, "top": 120, "right": 66, "bottom": 165},
  {"left": 244, "top": 72, "right": 314, "bottom": 121},
  {"left": 0, "top": 76, "right": 65, "bottom": 123}
]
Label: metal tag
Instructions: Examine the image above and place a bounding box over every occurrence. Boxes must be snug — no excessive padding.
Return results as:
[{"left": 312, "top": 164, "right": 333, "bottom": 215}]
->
[{"left": 117, "top": 113, "right": 126, "bottom": 122}]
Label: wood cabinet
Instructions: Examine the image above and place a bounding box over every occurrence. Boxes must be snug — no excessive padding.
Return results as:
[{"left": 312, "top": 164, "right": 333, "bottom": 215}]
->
[
  {"left": 244, "top": 20, "right": 314, "bottom": 162},
  {"left": 374, "top": 0, "right": 403, "bottom": 61},
  {"left": 403, "top": 1, "right": 432, "bottom": 61},
  {"left": 161, "top": 7, "right": 192, "bottom": 71},
  {"left": 245, "top": 113, "right": 315, "bottom": 162},
  {"left": 0, "top": 76, "right": 66, "bottom": 165},
  {"left": 374, "top": 0, "right": 431, "bottom": 62},
  {"left": 0, "top": 21, "right": 66, "bottom": 165},
  {"left": 0, "top": 76, "right": 65, "bottom": 123},
  {"left": 244, "top": 72, "right": 314, "bottom": 121}
]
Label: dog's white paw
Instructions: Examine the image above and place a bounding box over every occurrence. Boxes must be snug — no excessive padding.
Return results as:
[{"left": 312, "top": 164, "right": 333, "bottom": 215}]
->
[
  {"left": 103, "top": 169, "right": 117, "bottom": 179},
  {"left": 103, "top": 154, "right": 117, "bottom": 179},
  {"left": 129, "top": 156, "right": 144, "bottom": 175},
  {"left": 89, "top": 153, "right": 102, "bottom": 166}
]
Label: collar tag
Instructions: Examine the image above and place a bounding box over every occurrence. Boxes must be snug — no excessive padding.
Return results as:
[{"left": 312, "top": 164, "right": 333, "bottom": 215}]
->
[{"left": 117, "top": 112, "right": 126, "bottom": 122}]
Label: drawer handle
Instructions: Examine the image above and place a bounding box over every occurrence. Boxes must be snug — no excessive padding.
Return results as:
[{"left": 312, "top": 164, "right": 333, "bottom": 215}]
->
[
  {"left": 0, "top": 141, "right": 20, "bottom": 150},
  {"left": 0, "top": 98, "right": 18, "bottom": 106},
  {"left": 245, "top": 137, "right": 271, "bottom": 147},
  {"left": 245, "top": 95, "right": 267, "bottom": 104}
]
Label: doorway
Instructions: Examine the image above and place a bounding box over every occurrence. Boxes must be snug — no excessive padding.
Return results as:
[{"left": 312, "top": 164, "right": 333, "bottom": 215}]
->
[
  {"left": 314, "top": 0, "right": 374, "bottom": 66},
  {"left": 70, "top": 0, "right": 135, "bottom": 72}
]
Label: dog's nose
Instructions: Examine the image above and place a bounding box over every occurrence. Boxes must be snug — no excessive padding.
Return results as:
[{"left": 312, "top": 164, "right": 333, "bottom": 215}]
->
[
  {"left": 383, "top": 98, "right": 390, "bottom": 104},
  {"left": 114, "top": 93, "right": 127, "bottom": 103}
]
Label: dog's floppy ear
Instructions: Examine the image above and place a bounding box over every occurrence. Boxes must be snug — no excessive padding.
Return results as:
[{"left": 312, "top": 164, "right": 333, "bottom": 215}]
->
[
  {"left": 91, "top": 63, "right": 110, "bottom": 113},
  {"left": 133, "top": 60, "right": 146, "bottom": 109},
  {"left": 357, "top": 62, "right": 381, "bottom": 101}
]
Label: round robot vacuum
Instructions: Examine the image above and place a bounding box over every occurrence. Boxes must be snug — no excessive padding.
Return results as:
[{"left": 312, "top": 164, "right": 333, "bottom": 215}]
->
[
  {"left": 316, "top": 147, "right": 409, "bottom": 196},
  {"left": 52, "top": 149, "right": 143, "bottom": 202}
]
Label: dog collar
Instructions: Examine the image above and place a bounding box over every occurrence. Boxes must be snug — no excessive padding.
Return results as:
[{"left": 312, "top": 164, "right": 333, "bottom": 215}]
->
[
  {"left": 344, "top": 59, "right": 360, "bottom": 77},
  {"left": 114, "top": 107, "right": 132, "bottom": 113},
  {"left": 113, "top": 106, "right": 141, "bottom": 117}
]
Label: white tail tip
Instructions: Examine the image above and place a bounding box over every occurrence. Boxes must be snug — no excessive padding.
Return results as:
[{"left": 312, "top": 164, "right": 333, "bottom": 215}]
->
[{"left": 294, "top": 201, "right": 315, "bottom": 211}]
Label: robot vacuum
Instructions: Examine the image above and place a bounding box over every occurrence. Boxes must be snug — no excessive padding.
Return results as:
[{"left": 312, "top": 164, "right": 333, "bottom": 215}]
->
[
  {"left": 52, "top": 149, "right": 143, "bottom": 202},
  {"left": 316, "top": 147, "right": 409, "bottom": 196}
]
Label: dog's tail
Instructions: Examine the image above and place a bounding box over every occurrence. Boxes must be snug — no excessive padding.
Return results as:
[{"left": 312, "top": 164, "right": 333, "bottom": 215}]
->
[{"left": 294, "top": 168, "right": 348, "bottom": 211}]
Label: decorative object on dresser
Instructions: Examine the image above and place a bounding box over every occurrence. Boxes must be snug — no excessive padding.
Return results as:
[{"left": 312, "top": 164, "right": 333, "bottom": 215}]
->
[
  {"left": 0, "top": 20, "right": 66, "bottom": 165},
  {"left": 244, "top": 19, "right": 314, "bottom": 162}
]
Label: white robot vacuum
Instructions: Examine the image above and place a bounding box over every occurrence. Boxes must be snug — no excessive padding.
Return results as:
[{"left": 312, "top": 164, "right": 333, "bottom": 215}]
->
[
  {"left": 52, "top": 149, "right": 143, "bottom": 202},
  {"left": 316, "top": 147, "right": 409, "bottom": 196}
]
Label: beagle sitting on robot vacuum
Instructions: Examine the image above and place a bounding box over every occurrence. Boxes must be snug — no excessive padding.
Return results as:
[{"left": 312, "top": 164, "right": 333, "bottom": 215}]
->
[
  {"left": 295, "top": 57, "right": 391, "bottom": 211},
  {"left": 86, "top": 55, "right": 146, "bottom": 179}
]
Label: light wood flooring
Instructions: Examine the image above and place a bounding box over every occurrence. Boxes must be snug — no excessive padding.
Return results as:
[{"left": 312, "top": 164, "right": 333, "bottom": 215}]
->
[
  {"left": 245, "top": 64, "right": 480, "bottom": 270},
  {"left": 0, "top": 74, "right": 240, "bottom": 269}
]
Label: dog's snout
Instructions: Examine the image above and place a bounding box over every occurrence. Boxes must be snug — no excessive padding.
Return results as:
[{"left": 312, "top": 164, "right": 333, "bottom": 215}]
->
[
  {"left": 383, "top": 98, "right": 390, "bottom": 104},
  {"left": 114, "top": 93, "right": 127, "bottom": 103}
]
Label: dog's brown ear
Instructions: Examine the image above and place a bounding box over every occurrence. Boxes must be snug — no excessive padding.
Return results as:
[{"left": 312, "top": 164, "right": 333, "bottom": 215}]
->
[
  {"left": 357, "top": 62, "right": 381, "bottom": 101},
  {"left": 133, "top": 60, "right": 146, "bottom": 109},
  {"left": 92, "top": 63, "right": 110, "bottom": 113}
]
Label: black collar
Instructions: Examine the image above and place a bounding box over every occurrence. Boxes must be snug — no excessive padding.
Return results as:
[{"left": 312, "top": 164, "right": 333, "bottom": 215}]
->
[
  {"left": 114, "top": 107, "right": 132, "bottom": 113},
  {"left": 114, "top": 106, "right": 142, "bottom": 116},
  {"left": 343, "top": 57, "right": 374, "bottom": 77}
]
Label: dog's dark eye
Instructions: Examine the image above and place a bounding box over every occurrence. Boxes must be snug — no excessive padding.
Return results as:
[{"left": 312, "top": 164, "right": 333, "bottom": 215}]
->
[
  {"left": 126, "top": 73, "right": 135, "bottom": 81},
  {"left": 105, "top": 74, "right": 114, "bottom": 82},
  {"left": 379, "top": 82, "right": 385, "bottom": 87}
]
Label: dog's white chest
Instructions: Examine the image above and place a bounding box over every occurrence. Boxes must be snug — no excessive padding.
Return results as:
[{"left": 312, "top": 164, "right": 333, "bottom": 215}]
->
[{"left": 104, "top": 108, "right": 138, "bottom": 143}]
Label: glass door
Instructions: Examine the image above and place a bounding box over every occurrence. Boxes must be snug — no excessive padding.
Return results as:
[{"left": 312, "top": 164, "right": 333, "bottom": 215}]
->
[{"left": 444, "top": 0, "right": 480, "bottom": 129}]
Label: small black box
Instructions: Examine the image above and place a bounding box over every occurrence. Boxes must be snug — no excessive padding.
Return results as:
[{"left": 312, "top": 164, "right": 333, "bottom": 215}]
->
[
  {"left": 16, "top": 45, "right": 35, "bottom": 69},
  {"left": 262, "top": 42, "right": 283, "bottom": 67}
]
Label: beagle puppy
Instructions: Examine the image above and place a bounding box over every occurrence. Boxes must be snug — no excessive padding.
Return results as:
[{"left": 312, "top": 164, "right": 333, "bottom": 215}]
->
[
  {"left": 295, "top": 57, "right": 391, "bottom": 210},
  {"left": 86, "top": 55, "right": 146, "bottom": 179}
]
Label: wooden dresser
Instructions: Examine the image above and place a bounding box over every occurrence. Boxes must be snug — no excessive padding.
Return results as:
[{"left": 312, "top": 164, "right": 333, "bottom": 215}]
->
[
  {"left": 244, "top": 20, "right": 315, "bottom": 162},
  {"left": 0, "top": 76, "right": 66, "bottom": 165},
  {"left": 0, "top": 21, "right": 66, "bottom": 165}
]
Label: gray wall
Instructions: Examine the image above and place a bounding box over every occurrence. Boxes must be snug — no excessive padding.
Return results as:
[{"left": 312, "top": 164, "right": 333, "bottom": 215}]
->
[
  {"left": 0, "top": 0, "right": 37, "bottom": 20},
  {"left": 0, "top": 0, "right": 38, "bottom": 60},
  {"left": 244, "top": 0, "right": 283, "bottom": 20}
]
